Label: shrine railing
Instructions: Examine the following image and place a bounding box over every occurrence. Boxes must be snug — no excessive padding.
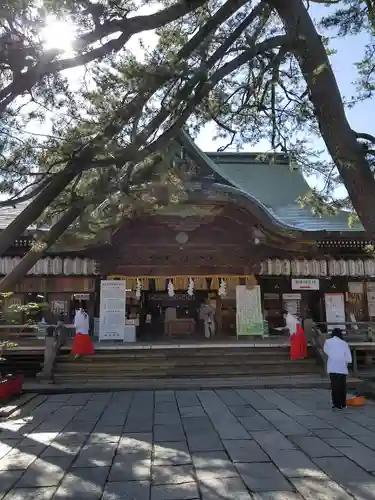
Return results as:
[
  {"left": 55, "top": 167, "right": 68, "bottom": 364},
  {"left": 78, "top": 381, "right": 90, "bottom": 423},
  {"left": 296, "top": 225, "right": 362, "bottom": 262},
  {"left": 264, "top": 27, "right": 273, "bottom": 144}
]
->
[{"left": 308, "top": 321, "right": 375, "bottom": 376}]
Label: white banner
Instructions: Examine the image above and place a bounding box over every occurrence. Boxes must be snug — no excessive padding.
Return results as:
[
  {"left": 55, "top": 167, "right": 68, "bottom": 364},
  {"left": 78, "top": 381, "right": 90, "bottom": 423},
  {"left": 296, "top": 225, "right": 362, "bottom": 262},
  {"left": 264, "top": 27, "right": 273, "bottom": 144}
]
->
[
  {"left": 236, "top": 285, "right": 263, "bottom": 336},
  {"left": 325, "top": 293, "right": 346, "bottom": 332},
  {"left": 99, "top": 280, "right": 126, "bottom": 341}
]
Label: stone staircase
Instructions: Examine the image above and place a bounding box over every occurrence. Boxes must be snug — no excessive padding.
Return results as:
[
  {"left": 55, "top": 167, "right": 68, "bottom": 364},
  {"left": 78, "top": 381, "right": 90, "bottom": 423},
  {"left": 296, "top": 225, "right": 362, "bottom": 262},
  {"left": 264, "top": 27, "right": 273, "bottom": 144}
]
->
[
  {"left": 1, "top": 348, "right": 44, "bottom": 379},
  {"left": 53, "top": 345, "right": 319, "bottom": 384}
]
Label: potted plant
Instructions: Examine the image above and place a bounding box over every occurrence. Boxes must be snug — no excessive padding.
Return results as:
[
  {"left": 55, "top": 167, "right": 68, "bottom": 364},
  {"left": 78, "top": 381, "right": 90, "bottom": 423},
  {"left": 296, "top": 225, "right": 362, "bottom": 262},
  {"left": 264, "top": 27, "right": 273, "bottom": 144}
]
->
[{"left": 0, "top": 293, "right": 49, "bottom": 400}]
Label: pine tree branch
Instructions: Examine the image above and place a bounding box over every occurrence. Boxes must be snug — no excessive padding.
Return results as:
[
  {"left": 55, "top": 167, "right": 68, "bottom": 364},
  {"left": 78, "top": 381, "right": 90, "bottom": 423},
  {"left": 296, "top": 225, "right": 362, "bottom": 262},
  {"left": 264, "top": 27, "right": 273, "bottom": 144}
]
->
[{"left": 0, "top": 0, "right": 208, "bottom": 115}]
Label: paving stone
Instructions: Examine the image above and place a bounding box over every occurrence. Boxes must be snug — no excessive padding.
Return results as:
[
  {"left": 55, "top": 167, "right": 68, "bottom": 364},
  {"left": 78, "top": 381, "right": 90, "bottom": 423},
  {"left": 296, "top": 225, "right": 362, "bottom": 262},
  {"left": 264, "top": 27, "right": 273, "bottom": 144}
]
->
[
  {"left": 152, "top": 464, "right": 195, "bottom": 485},
  {"left": 182, "top": 417, "right": 215, "bottom": 433},
  {"left": 259, "top": 410, "right": 312, "bottom": 436},
  {"left": 15, "top": 456, "right": 74, "bottom": 487},
  {"left": 0, "top": 470, "right": 24, "bottom": 493},
  {"left": 102, "top": 481, "right": 150, "bottom": 500},
  {"left": 40, "top": 443, "right": 82, "bottom": 457},
  {"left": 153, "top": 441, "right": 192, "bottom": 466},
  {"left": 53, "top": 465, "right": 109, "bottom": 500},
  {"left": 227, "top": 405, "right": 258, "bottom": 417},
  {"left": 86, "top": 428, "right": 122, "bottom": 443},
  {"left": 63, "top": 421, "right": 96, "bottom": 433},
  {"left": 109, "top": 458, "right": 151, "bottom": 482},
  {"left": 123, "top": 419, "right": 153, "bottom": 433},
  {"left": 155, "top": 402, "right": 179, "bottom": 414},
  {"left": 352, "top": 434, "right": 375, "bottom": 451},
  {"left": 0, "top": 449, "right": 39, "bottom": 471},
  {"left": 117, "top": 433, "right": 152, "bottom": 457},
  {"left": 238, "top": 416, "right": 273, "bottom": 432},
  {"left": 154, "top": 424, "right": 185, "bottom": 442},
  {"left": 267, "top": 450, "right": 326, "bottom": 478},
  {"left": 235, "top": 390, "right": 276, "bottom": 410},
  {"left": 197, "top": 391, "right": 249, "bottom": 439},
  {"left": 151, "top": 481, "right": 199, "bottom": 500},
  {"left": 335, "top": 418, "right": 375, "bottom": 437},
  {"left": 323, "top": 438, "right": 361, "bottom": 448},
  {"left": 314, "top": 456, "right": 375, "bottom": 499},
  {"left": 235, "top": 462, "right": 294, "bottom": 492},
  {"left": 193, "top": 451, "right": 238, "bottom": 480},
  {"left": 291, "top": 477, "right": 353, "bottom": 500},
  {"left": 72, "top": 442, "right": 117, "bottom": 467},
  {"left": 290, "top": 437, "right": 343, "bottom": 458},
  {"left": 223, "top": 439, "right": 270, "bottom": 463},
  {"left": 199, "top": 476, "right": 252, "bottom": 500},
  {"left": 154, "top": 413, "right": 181, "bottom": 425},
  {"left": 216, "top": 390, "right": 247, "bottom": 406},
  {"left": 313, "top": 429, "right": 348, "bottom": 439},
  {"left": 251, "top": 430, "right": 296, "bottom": 452},
  {"left": 175, "top": 392, "right": 200, "bottom": 408},
  {"left": 336, "top": 445, "right": 375, "bottom": 472},
  {"left": 154, "top": 391, "right": 175, "bottom": 403},
  {"left": 186, "top": 433, "right": 224, "bottom": 452},
  {"left": 179, "top": 406, "right": 206, "bottom": 418},
  {"left": 94, "top": 415, "right": 127, "bottom": 427},
  {"left": 294, "top": 416, "right": 334, "bottom": 430},
  {"left": 252, "top": 493, "right": 303, "bottom": 500},
  {"left": 256, "top": 390, "right": 310, "bottom": 416},
  {"left": 2, "top": 487, "right": 57, "bottom": 499}
]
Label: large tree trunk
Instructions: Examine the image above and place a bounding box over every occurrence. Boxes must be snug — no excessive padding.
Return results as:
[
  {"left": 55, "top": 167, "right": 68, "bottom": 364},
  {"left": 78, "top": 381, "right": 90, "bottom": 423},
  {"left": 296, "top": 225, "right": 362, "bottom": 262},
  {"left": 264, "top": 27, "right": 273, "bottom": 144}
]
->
[
  {"left": 0, "top": 205, "right": 82, "bottom": 293},
  {"left": 266, "top": 0, "right": 375, "bottom": 236},
  {"left": 0, "top": 169, "right": 78, "bottom": 258}
]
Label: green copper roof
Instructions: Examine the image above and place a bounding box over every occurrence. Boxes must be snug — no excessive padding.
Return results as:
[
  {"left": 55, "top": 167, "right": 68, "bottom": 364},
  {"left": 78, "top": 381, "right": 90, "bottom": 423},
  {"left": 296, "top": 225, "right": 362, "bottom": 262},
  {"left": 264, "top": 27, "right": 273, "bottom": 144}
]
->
[
  {"left": 206, "top": 152, "right": 310, "bottom": 208},
  {"left": 177, "top": 131, "right": 364, "bottom": 234}
]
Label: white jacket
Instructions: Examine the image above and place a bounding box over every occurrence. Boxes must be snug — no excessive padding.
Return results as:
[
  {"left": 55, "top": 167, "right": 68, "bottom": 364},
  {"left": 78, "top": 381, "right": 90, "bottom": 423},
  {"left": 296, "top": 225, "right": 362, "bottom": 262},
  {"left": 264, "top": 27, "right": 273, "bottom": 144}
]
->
[
  {"left": 74, "top": 309, "right": 90, "bottom": 335},
  {"left": 324, "top": 336, "right": 352, "bottom": 375}
]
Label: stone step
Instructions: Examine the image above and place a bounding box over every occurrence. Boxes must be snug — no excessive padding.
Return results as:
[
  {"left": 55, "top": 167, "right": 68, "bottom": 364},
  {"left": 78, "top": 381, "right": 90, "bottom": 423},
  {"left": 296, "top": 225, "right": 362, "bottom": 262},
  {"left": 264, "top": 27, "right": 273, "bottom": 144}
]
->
[
  {"left": 54, "top": 362, "right": 318, "bottom": 379},
  {"left": 54, "top": 345, "right": 318, "bottom": 382},
  {"left": 58, "top": 355, "right": 315, "bottom": 370}
]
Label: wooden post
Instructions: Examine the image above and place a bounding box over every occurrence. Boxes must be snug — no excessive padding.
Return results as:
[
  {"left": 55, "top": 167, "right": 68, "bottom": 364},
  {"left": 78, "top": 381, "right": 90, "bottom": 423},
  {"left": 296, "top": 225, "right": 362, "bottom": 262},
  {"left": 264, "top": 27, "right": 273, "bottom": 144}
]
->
[
  {"left": 352, "top": 348, "right": 358, "bottom": 376},
  {"left": 36, "top": 322, "right": 67, "bottom": 383}
]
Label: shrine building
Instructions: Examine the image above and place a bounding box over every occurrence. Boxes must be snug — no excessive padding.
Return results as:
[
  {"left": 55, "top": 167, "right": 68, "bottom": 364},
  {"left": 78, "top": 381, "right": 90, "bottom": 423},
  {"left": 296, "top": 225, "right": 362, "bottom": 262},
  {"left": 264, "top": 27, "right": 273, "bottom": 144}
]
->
[{"left": 0, "top": 132, "right": 374, "bottom": 341}]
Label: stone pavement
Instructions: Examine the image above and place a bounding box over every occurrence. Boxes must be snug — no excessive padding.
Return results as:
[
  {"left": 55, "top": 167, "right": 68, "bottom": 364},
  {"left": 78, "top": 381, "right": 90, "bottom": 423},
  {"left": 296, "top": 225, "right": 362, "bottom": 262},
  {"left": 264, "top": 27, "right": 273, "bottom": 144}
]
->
[{"left": 0, "top": 390, "right": 375, "bottom": 499}]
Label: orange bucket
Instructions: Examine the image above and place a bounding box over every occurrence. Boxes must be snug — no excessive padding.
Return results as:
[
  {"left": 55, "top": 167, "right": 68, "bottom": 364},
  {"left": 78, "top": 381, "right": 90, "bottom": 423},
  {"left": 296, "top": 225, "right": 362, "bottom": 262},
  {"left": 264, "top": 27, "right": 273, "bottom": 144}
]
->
[{"left": 346, "top": 396, "right": 366, "bottom": 407}]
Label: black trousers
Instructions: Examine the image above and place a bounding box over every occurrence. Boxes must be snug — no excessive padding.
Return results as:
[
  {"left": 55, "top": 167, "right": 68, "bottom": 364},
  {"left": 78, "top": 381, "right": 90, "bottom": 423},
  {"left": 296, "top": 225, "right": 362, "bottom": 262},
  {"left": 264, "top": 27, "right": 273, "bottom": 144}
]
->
[{"left": 329, "top": 373, "right": 347, "bottom": 408}]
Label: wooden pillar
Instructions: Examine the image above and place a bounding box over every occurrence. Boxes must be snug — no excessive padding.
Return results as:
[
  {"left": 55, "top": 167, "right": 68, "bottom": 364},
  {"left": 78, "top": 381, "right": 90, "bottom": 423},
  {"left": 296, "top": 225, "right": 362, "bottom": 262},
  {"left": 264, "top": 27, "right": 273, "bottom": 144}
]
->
[{"left": 215, "top": 296, "right": 223, "bottom": 337}]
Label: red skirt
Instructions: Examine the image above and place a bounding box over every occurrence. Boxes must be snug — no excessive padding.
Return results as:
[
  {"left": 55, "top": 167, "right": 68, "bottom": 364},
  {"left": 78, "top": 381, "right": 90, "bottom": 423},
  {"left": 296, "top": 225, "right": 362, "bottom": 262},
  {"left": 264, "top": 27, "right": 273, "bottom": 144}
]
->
[
  {"left": 290, "top": 324, "right": 308, "bottom": 360},
  {"left": 71, "top": 333, "right": 94, "bottom": 356}
]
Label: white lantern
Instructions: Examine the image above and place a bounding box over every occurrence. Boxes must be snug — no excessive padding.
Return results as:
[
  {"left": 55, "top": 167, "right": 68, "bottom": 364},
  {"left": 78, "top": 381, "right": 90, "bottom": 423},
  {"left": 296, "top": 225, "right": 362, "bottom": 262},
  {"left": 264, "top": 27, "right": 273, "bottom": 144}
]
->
[
  {"left": 187, "top": 278, "right": 194, "bottom": 297},
  {"left": 218, "top": 279, "right": 227, "bottom": 297},
  {"left": 167, "top": 280, "right": 175, "bottom": 297},
  {"left": 135, "top": 279, "right": 142, "bottom": 300}
]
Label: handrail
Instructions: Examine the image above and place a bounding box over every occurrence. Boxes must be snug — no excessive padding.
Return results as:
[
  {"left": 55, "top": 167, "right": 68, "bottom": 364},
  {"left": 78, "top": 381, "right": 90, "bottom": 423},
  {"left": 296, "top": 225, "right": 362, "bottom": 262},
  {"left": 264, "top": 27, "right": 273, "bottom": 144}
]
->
[
  {"left": 314, "top": 322, "right": 374, "bottom": 342},
  {"left": 310, "top": 324, "right": 327, "bottom": 371}
]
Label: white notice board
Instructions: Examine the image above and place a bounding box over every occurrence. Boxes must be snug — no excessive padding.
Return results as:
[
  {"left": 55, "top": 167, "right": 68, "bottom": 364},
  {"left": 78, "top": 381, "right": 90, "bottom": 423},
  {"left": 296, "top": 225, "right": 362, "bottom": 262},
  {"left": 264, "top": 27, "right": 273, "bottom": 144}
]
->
[
  {"left": 99, "top": 280, "right": 126, "bottom": 341},
  {"left": 325, "top": 293, "right": 346, "bottom": 332}
]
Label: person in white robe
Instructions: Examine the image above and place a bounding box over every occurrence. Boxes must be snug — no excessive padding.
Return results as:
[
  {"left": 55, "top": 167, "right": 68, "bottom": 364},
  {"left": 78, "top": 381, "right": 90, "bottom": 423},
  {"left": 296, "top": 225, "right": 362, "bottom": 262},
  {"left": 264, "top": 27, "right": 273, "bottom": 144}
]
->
[
  {"left": 74, "top": 309, "right": 90, "bottom": 335},
  {"left": 200, "top": 299, "right": 215, "bottom": 339},
  {"left": 71, "top": 302, "right": 94, "bottom": 358},
  {"left": 283, "top": 311, "right": 298, "bottom": 336},
  {"left": 324, "top": 328, "right": 352, "bottom": 409}
]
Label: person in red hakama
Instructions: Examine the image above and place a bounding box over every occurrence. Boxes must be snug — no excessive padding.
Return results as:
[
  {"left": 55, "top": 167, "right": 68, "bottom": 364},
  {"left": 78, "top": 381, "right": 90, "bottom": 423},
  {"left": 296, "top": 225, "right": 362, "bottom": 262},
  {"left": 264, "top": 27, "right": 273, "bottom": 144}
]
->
[
  {"left": 71, "top": 302, "right": 94, "bottom": 359},
  {"left": 282, "top": 310, "right": 308, "bottom": 360}
]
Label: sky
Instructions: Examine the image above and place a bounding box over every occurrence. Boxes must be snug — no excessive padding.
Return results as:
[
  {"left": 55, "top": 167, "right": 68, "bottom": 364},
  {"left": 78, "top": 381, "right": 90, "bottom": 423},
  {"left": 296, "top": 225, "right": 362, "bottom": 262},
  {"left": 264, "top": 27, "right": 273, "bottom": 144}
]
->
[
  {"left": 37, "top": 2, "right": 375, "bottom": 197},
  {"left": 195, "top": 3, "right": 375, "bottom": 195}
]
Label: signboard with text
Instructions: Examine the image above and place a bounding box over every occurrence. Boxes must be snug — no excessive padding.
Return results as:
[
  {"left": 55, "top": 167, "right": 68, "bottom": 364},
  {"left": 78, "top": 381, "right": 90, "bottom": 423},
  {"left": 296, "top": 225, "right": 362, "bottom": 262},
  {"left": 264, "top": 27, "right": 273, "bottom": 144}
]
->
[
  {"left": 99, "top": 280, "right": 126, "bottom": 341},
  {"left": 236, "top": 285, "right": 263, "bottom": 336},
  {"left": 291, "top": 279, "right": 319, "bottom": 290}
]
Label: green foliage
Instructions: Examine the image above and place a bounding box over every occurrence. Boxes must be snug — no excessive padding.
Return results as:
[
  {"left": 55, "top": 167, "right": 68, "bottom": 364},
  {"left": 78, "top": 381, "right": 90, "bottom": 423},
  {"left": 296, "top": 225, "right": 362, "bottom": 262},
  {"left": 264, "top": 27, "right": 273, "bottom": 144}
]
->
[
  {"left": 0, "top": 0, "right": 374, "bottom": 234},
  {"left": 0, "top": 293, "right": 48, "bottom": 324}
]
